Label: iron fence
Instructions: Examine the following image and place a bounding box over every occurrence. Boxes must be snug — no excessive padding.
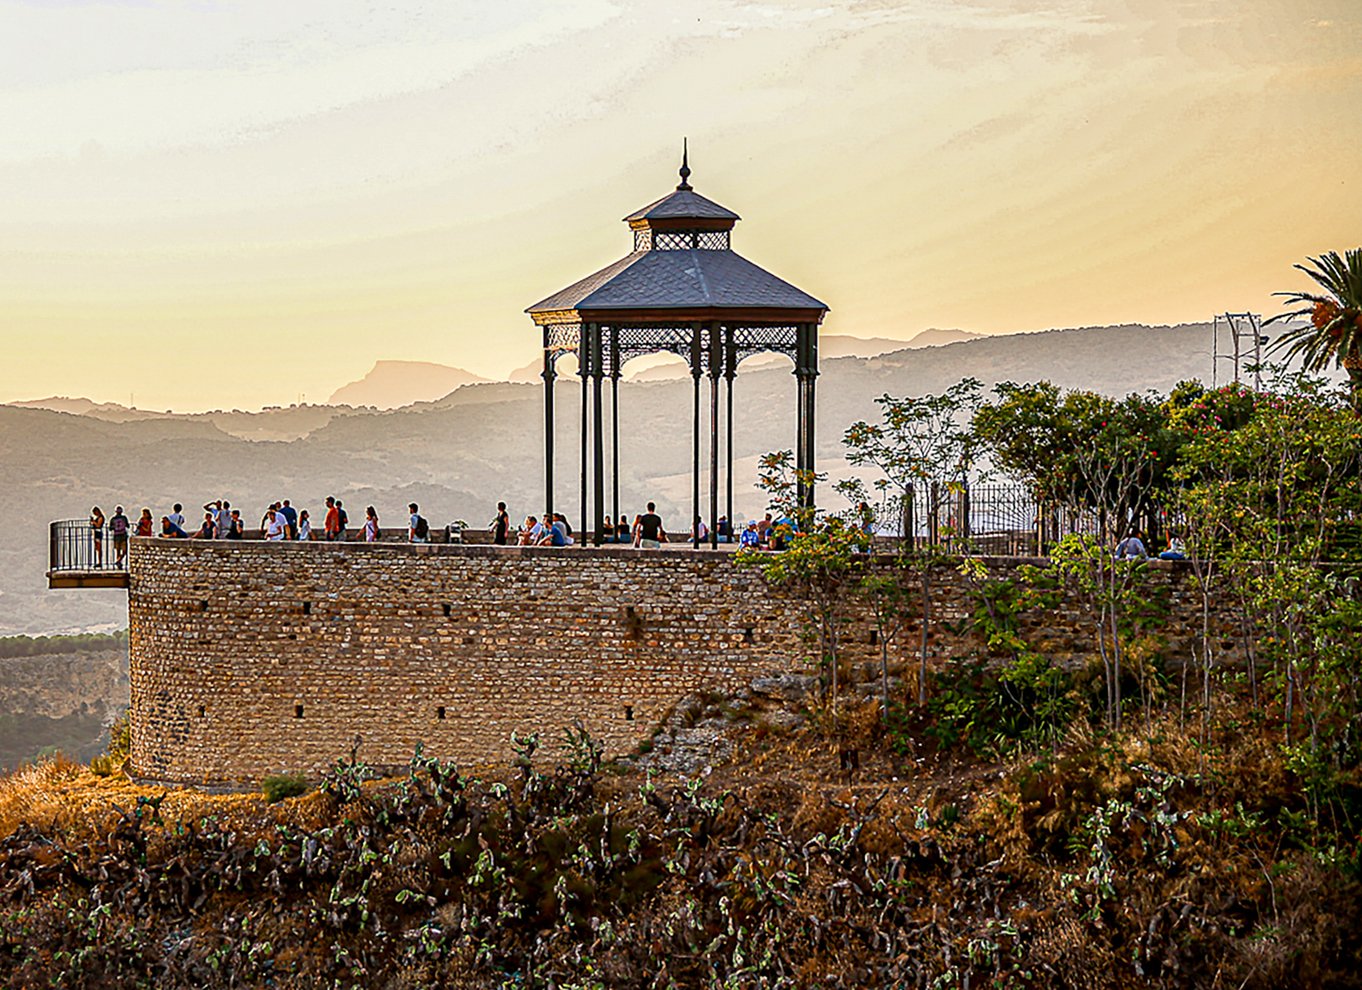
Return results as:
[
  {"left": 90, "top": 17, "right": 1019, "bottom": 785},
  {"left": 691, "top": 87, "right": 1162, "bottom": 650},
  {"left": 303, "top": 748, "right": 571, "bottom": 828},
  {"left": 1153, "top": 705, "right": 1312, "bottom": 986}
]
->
[
  {"left": 886, "top": 482, "right": 1128, "bottom": 556},
  {"left": 49, "top": 519, "right": 129, "bottom": 575}
]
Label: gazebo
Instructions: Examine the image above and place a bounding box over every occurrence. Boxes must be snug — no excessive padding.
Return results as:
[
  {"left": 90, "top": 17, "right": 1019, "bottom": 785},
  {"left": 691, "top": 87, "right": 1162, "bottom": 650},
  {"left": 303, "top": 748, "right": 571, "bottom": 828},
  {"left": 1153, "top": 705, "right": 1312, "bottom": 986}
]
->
[{"left": 526, "top": 148, "right": 829, "bottom": 547}]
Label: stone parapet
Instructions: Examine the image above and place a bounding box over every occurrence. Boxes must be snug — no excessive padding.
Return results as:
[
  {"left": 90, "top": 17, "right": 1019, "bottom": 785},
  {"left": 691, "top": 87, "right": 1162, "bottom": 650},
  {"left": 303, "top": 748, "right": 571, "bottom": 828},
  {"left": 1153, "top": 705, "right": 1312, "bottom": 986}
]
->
[{"left": 126, "top": 540, "right": 1241, "bottom": 787}]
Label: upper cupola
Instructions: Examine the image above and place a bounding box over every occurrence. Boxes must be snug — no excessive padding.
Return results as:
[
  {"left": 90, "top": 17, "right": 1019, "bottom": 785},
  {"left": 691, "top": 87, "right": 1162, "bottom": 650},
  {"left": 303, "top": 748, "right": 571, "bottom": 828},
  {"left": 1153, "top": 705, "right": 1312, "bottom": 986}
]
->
[{"left": 623, "top": 142, "right": 740, "bottom": 252}]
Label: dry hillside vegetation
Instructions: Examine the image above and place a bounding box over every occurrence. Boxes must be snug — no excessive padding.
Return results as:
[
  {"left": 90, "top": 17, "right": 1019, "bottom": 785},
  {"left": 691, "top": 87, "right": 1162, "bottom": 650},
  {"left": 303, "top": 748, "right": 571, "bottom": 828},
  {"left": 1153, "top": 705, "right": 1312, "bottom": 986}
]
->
[{"left": 0, "top": 689, "right": 1358, "bottom": 989}]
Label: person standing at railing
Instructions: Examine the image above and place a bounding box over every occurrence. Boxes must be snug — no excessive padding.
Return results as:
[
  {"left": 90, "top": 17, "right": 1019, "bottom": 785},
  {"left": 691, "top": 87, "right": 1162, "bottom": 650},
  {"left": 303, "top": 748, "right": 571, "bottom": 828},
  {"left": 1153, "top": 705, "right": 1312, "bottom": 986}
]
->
[
  {"left": 168, "top": 503, "right": 186, "bottom": 532},
  {"left": 135, "top": 508, "right": 154, "bottom": 537},
  {"left": 90, "top": 507, "right": 105, "bottom": 567},
  {"left": 492, "top": 501, "right": 510, "bottom": 545},
  {"left": 324, "top": 497, "right": 340, "bottom": 540},
  {"left": 264, "top": 507, "right": 289, "bottom": 541},
  {"left": 297, "top": 509, "right": 312, "bottom": 541},
  {"left": 280, "top": 499, "right": 298, "bottom": 540},
  {"left": 110, "top": 507, "right": 130, "bottom": 567}
]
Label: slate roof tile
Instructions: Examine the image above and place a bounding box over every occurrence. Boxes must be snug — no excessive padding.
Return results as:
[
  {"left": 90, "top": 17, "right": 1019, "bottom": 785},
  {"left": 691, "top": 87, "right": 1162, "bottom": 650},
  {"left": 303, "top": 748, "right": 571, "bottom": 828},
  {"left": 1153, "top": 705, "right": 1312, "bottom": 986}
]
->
[
  {"left": 527, "top": 249, "right": 827, "bottom": 313},
  {"left": 623, "top": 190, "right": 740, "bottom": 222}
]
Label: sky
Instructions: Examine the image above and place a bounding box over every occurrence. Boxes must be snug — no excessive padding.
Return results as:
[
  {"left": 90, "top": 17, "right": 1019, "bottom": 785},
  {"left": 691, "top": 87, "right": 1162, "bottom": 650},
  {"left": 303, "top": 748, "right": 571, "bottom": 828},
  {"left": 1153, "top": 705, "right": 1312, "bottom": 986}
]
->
[{"left": 1, "top": 0, "right": 1359, "bottom": 412}]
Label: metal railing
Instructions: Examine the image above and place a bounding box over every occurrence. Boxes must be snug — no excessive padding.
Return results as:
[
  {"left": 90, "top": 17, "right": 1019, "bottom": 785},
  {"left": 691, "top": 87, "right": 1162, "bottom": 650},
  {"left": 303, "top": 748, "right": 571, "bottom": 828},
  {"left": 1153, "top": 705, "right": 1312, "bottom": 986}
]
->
[
  {"left": 890, "top": 482, "right": 1126, "bottom": 557},
  {"left": 50, "top": 519, "right": 130, "bottom": 575},
  {"left": 46, "top": 519, "right": 509, "bottom": 576}
]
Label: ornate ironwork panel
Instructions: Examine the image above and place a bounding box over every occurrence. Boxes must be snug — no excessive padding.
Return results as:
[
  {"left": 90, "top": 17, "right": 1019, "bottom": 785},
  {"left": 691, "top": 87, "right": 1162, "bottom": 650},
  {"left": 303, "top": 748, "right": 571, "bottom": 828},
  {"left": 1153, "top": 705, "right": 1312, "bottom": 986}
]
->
[
  {"left": 632, "top": 228, "right": 652, "bottom": 252},
  {"left": 611, "top": 325, "right": 698, "bottom": 374},
  {"left": 731, "top": 325, "right": 799, "bottom": 365},
  {"left": 652, "top": 231, "right": 693, "bottom": 251},
  {"left": 544, "top": 323, "right": 581, "bottom": 358},
  {"left": 697, "top": 230, "right": 730, "bottom": 250}
]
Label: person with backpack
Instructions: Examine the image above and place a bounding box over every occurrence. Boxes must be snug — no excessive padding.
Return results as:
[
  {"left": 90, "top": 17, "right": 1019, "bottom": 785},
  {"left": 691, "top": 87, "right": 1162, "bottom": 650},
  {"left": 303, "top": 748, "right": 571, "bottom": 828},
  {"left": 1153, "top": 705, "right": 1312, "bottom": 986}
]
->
[
  {"left": 335, "top": 499, "right": 349, "bottom": 540},
  {"left": 408, "top": 503, "right": 429, "bottom": 543},
  {"left": 109, "top": 506, "right": 130, "bottom": 566}
]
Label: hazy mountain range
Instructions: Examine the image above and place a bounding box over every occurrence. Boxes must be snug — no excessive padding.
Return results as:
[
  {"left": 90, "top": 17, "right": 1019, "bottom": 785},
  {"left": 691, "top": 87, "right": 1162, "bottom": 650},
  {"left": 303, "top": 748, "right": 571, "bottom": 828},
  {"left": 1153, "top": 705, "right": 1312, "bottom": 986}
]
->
[{"left": 0, "top": 321, "right": 1302, "bottom": 636}]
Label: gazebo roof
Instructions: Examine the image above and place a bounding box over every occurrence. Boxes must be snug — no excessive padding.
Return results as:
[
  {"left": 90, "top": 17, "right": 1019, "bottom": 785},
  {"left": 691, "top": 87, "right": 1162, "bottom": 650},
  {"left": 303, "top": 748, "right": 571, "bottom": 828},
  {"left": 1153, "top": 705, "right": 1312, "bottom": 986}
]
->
[
  {"left": 527, "top": 151, "right": 828, "bottom": 323},
  {"left": 623, "top": 189, "right": 740, "bottom": 223},
  {"left": 527, "top": 249, "right": 825, "bottom": 314}
]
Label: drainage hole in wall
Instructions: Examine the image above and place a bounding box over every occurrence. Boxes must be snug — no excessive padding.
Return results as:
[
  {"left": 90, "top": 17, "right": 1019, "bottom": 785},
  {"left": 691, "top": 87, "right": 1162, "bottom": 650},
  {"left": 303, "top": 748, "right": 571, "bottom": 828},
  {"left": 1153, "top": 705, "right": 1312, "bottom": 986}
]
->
[
  {"left": 624, "top": 704, "right": 634, "bottom": 721},
  {"left": 294, "top": 704, "right": 304, "bottom": 719},
  {"left": 200, "top": 600, "right": 209, "bottom": 612},
  {"left": 198, "top": 705, "right": 206, "bottom": 718},
  {"left": 742, "top": 626, "right": 755, "bottom": 644},
  {"left": 302, "top": 601, "right": 312, "bottom": 615},
  {"left": 437, "top": 706, "right": 447, "bottom": 720},
  {"left": 869, "top": 629, "right": 879, "bottom": 645},
  {"left": 442, "top": 602, "right": 452, "bottom": 617}
]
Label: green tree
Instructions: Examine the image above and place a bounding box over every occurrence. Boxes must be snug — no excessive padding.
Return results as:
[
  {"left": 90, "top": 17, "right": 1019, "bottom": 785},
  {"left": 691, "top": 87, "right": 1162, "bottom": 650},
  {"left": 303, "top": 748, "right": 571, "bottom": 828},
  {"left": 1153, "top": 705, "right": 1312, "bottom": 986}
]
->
[
  {"left": 1268, "top": 248, "right": 1362, "bottom": 411},
  {"left": 973, "top": 383, "right": 1182, "bottom": 544},
  {"left": 742, "top": 451, "right": 870, "bottom": 708},
  {"left": 843, "top": 382, "right": 980, "bottom": 704}
]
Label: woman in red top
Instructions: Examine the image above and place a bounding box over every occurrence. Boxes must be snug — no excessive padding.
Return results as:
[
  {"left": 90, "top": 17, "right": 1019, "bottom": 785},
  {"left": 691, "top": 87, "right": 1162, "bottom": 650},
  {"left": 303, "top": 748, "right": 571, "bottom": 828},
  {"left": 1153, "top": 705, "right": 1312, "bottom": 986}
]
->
[{"left": 135, "top": 508, "right": 154, "bottom": 537}]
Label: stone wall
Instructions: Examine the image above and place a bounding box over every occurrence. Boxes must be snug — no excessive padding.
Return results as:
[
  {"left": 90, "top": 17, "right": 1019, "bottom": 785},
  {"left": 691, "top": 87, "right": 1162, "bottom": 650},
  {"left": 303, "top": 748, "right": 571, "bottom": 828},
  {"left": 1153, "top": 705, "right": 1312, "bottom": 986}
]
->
[
  {"left": 127, "top": 540, "right": 805, "bottom": 787},
  {"left": 126, "top": 540, "right": 1243, "bottom": 787}
]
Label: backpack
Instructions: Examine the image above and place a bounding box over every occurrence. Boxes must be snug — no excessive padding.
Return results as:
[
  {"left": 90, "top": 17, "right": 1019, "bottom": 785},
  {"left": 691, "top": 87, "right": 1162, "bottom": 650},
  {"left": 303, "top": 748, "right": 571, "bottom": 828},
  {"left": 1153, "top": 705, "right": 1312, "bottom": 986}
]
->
[
  {"left": 414, "top": 516, "right": 429, "bottom": 539},
  {"left": 110, "top": 515, "right": 128, "bottom": 536}
]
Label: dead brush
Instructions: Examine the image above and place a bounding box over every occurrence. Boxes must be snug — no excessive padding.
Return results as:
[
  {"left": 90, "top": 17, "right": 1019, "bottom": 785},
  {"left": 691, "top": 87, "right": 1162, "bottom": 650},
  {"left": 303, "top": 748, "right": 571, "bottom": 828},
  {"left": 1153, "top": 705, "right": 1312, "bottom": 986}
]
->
[{"left": 0, "top": 756, "right": 82, "bottom": 836}]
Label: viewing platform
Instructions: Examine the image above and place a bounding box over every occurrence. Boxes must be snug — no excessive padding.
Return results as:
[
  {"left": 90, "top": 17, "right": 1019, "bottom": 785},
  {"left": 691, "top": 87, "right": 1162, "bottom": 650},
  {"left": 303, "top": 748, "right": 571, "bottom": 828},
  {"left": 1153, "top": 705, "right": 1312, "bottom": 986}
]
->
[
  {"left": 46, "top": 484, "right": 1067, "bottom": 591},
  {"left": 46, "top": 519, "right": 761, "bottom": 590}
]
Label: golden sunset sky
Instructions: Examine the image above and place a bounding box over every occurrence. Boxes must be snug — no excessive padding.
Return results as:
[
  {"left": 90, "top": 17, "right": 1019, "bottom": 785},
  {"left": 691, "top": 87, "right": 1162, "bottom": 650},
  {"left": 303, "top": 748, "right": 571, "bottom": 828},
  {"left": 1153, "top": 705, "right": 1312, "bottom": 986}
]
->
[{"left": 2, "top": 0, "right": 1359, "bottom": 411}]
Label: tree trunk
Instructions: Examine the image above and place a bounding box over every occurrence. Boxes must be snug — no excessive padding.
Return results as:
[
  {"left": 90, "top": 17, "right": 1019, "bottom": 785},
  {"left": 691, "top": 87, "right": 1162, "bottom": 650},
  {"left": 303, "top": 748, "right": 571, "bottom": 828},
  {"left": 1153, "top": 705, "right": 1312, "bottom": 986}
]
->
[
  {"left": 918, "top": 571, "right": 931, "bottom": 706},
  {"left": 1344, "top": 352, "right": 1362, "bottom": 414}
]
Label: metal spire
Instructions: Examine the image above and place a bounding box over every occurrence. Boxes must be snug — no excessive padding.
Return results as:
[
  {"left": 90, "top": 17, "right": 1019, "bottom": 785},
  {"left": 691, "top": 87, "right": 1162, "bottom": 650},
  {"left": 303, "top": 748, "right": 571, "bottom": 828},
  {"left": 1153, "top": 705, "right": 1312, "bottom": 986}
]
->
[{"left": 676, "top": 137, "right": 692, "bottom": 191}]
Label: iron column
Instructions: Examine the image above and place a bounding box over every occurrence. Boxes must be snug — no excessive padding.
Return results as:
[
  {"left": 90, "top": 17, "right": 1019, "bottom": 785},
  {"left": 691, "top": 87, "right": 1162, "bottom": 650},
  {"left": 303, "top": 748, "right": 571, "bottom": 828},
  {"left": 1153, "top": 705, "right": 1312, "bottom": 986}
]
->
[{"left": 542, "top": 327, "right": 555, "bottom": 523}]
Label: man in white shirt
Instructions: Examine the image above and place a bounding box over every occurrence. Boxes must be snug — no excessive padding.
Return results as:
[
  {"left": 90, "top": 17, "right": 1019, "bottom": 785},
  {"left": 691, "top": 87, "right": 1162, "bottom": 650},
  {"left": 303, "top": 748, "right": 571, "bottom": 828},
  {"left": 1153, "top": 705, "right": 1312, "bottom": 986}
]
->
[
  {"left": 265, "top": 508, "right": 289, "bottom": 541},
  {"left": 167, "top": 503, "right": 186, "bottom": 531}
]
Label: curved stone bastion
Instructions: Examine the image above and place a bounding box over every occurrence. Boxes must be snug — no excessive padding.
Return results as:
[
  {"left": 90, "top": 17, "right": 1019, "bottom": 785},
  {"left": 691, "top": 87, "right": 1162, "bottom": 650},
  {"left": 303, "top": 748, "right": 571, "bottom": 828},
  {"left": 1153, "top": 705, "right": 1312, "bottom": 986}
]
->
[{"left": 126, "top": 538, "right": 803, "bottom": 787}]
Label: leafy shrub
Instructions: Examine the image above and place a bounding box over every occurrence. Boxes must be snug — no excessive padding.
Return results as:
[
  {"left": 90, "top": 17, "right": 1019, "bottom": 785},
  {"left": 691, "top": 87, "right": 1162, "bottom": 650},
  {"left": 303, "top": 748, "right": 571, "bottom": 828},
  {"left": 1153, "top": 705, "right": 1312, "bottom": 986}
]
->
[
  {"left": 260, "top": 773, "right": 309, "bottom": 803},
  {"left": 922, "top": 657, "right": 1078, "bottom": 757},
  {"left": 88, "top": 714, "right": 131, "bottom": 778}
]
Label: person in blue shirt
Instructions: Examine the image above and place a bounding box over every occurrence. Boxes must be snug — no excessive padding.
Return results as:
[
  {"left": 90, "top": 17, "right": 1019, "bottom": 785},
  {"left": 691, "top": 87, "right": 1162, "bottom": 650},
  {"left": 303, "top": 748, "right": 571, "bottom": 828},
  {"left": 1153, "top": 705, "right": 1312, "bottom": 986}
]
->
[{"left": 1115, "top": 531, "right": 1148, "bottom": 559}]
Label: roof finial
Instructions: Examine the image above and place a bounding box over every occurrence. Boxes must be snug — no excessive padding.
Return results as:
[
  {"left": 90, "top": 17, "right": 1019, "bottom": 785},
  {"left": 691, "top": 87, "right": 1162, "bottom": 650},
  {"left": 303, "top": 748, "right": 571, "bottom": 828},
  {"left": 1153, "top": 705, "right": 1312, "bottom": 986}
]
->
[{"left": 676, "top": 137, "right": 692, "bottom": 191}]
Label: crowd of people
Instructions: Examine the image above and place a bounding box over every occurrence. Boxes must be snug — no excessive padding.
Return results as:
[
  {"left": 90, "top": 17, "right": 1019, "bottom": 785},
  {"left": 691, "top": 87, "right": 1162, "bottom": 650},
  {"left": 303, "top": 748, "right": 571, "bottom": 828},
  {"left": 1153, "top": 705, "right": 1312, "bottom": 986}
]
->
[
  {"left": 85, "top": 496, "right": 806, "bottom": 561},
  {"left": 85, "top": 497, "right": 438, "bottom": 551}
]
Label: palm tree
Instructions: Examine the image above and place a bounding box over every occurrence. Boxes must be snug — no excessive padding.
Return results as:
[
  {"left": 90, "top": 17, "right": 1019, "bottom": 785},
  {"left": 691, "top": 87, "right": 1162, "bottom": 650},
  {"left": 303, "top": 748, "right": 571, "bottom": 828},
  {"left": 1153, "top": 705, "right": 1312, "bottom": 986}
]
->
[{"left": 1268, "top": 248, "right": 1362, "bottom": 410}]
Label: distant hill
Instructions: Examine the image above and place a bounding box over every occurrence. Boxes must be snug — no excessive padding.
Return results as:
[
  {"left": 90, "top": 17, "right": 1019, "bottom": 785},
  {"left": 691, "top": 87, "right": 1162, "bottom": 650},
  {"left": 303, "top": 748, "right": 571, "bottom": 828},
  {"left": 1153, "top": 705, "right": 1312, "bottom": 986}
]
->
[
  {"left": 6, "top": 399, "right": 357, "bottom": 443},
  {"left": 11, "top": 397, "right": 173, "bottom": 422},
  {"left": 3, "top": 321, "right": 1315, "bottom": 635},
  {"left": 329, "top": 361, "right": 490, "bottom": 409}
]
